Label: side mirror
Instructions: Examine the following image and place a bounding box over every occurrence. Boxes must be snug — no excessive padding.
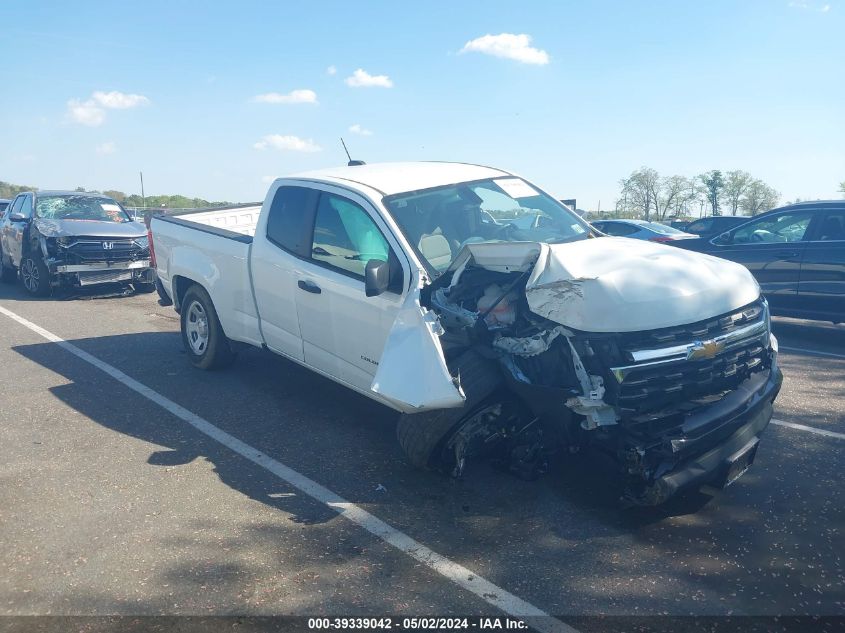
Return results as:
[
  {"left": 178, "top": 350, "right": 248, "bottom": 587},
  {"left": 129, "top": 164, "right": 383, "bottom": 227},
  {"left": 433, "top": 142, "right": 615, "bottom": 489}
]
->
[
  {"left": 9, "top": 212, "right": 27, "bottom": 223},
  {"left": 364, "top": 259, "right": 390, "bottom": 297},
  {"left": 713, "top": 231, "right": 732, "bottom": 245}
]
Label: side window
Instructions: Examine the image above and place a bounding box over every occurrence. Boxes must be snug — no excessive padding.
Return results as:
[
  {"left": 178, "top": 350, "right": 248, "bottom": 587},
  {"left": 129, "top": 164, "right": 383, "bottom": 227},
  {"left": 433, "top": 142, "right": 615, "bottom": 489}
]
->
[
  {"left": 19, "top": 195, "right": 33, "bottom": 218},
  {"left": 311, "top": 193, "right": 390, "bottom": 278},
  {"left": 8, "top": 196, "right": 24, "bottom": 218},
  {"left": 817, "top": 211, "right": 845, "bottom": 241},
  {"left": 686, "top": 218, "right": 712, "bottom": 235},
  {"left": 603, "top": 222, "right": 637, "bottom": 237},
  {"left": 733, "top": 212, "right": 813, "bottom": 244},
  {"left": 265, "top": 186, "right": 315, "bottom": 255}
]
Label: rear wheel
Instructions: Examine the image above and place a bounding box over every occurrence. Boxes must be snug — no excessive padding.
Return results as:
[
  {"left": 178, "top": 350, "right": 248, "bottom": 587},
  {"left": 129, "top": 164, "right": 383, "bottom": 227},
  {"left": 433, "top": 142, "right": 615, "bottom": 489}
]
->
[
  {"left": 180, "top": 285, "right": 235, "bottom": 370},
  {"left": 19, "top": 255, "right": 51, "bottom": 296},
  {"left": 396, "top": 350, "right": 504, "bottom": 473}
]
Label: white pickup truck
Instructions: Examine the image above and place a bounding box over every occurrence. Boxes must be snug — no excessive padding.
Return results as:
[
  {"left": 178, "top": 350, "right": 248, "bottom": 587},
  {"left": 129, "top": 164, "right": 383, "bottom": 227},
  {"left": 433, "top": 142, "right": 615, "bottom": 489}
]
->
[{"left": 151, "top": 161, "right": 782, "bottom": 505}]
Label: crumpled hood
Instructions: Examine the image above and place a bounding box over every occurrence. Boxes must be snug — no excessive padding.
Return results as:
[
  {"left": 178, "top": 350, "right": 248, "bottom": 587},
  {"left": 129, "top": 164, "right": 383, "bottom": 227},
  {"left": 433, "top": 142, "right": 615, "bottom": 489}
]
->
[
  {"left": 34, "top": 218, "right": 147, "bottom": 239},
  {"left": 451, "top": 238, "right": 760, "bottom": 333}
]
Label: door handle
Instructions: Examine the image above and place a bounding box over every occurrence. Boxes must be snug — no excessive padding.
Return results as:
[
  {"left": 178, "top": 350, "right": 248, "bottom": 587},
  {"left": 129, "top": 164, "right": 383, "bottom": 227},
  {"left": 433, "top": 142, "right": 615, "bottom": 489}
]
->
[{"left": 297, "top": 279, "right": 321, "bottom": 294}]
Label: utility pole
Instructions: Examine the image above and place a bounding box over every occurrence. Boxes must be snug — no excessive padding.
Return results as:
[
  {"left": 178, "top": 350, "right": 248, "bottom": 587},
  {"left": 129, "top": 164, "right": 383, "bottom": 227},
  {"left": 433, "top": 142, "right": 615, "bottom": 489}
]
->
[{"left": 140, "top": 171, "right": 146, "bottom": 209}]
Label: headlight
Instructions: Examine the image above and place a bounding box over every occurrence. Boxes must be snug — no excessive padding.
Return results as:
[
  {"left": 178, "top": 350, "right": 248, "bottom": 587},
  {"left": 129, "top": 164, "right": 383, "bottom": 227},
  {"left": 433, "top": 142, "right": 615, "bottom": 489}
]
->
[{"left": 134, "top": 236, "right": 149, "bottom": 249}]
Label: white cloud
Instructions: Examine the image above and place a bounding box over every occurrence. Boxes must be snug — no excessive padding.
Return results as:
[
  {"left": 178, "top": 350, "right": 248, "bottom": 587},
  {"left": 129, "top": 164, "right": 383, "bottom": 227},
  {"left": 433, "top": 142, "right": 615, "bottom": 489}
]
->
[
  {"left": 327, "top": 65, "right": 337, "bottom": 75},
  {"left": 788, "top": 1, "right": 831, "bottom": 10},
  {"left": 96, "top": 141, "right": 117, "bottom": 155},
  {"left": 67, "top": 90, "right": 150, "bottom": 126},
  {"left": 345, "top": 68, "right": 393, "bottom": 88},
  {"left": 349, "top": 124, "right": 373, "bottom": 136},
  {"left": 67, "top": 99, "right": 106, "bottom": 126},
  {"left": 459, "top": 33, "right": 550, "bottom": 65},
  {"left": 92, "top": 91, "right": 150, "bottom": 109},
  {"left": 253, "top": 135, "right": 322, "bottom": 153},
  {"left": 252, "top": 89, "right": 318, "bottom": 104}
]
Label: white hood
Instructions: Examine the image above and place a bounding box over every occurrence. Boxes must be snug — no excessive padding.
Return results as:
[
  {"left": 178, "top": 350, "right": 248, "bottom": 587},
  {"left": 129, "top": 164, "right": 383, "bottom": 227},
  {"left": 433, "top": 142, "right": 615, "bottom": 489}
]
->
[{"left": 454, "top": 238, "right": 760, "bottom": 333}]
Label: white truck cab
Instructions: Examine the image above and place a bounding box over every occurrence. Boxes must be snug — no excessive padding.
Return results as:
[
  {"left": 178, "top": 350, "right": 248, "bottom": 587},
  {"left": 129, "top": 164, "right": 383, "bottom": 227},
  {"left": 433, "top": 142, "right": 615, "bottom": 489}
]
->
[{"left": 151, "top": 162, "right": 782, "bottom": 505}]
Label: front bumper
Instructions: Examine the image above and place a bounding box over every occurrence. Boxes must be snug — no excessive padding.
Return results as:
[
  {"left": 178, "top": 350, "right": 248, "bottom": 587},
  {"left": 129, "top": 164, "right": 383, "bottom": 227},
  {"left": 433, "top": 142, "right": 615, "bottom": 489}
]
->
[
  {"left": 629, "top": 356, "right": 783, "bottom": 505},
  {"left": 52, "top": 259, "right": 151, "bottom": 273}
]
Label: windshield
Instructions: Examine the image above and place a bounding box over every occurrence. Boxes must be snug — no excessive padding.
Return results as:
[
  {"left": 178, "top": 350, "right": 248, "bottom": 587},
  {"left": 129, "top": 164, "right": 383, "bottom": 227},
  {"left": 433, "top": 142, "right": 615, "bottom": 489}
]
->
[
  {"left": 35, "top": 195, "right": 131, "bottom": 223},
  {"left": 384, "top": 177, "right": 590, "bottom": 272}
]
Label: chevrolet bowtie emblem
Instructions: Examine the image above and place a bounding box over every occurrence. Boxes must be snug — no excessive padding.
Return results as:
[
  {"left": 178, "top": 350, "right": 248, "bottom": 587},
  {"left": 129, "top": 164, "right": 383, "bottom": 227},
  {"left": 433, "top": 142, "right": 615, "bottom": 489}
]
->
[{"left": 687, "top": 339, "right": 725, "bottom": 361}]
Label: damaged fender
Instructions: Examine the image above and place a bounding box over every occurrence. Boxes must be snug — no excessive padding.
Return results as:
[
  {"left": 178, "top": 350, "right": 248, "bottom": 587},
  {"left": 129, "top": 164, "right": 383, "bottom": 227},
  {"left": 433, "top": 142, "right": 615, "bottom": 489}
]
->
[{"left": 370, "top": 289, "right": 465, "bottom": 412}]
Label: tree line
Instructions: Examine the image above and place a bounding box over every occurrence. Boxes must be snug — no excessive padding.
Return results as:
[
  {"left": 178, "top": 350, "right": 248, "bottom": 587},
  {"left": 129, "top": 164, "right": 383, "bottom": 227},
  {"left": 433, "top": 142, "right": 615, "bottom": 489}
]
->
[
  {"left": 615, "top": 168, "right": 781, "bottom": 220},
  {"left": 0, "top": 181, "right": 231, "bottom": 209}
]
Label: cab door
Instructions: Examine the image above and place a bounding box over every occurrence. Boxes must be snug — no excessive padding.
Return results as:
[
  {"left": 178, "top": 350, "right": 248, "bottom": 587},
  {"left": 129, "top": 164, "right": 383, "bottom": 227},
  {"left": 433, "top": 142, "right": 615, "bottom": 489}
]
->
[
  {"left": 5, "top": 194, "right": 33, "bottom": 266},
  {"left": 250, "top": 185, "right": 320, "bottom": 361},
  {"left": 294, "top": 187, "right": 410, "bottom": 393}
]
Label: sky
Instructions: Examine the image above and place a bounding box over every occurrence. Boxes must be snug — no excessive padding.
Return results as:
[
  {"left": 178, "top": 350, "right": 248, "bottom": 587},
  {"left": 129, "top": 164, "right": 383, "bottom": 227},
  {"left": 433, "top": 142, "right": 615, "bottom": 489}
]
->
[{"left": 1, "top": 0, "right": 843, "bottom": 209}]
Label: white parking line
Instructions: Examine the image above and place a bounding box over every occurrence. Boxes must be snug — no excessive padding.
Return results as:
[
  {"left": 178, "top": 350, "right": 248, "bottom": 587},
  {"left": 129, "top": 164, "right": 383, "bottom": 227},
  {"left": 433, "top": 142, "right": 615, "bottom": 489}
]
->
[
  {"left": 0, "top": 305, "right": 574, "bottom": 633},
  {"left": 780, "top": 345, "right": 845, "bottom": 360},
  {"left": 771, "top": 419, "right": 845, "bottom": 440}
]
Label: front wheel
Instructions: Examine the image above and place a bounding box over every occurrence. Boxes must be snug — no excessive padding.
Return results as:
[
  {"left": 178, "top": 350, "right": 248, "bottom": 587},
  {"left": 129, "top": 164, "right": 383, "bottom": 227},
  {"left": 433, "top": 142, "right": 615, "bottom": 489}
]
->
[
  {"left": 19, "top": 255, "right": 51, "bottom": 296},
  {"left": 180, "top": 285, "right": 235, "bottom": 370}
]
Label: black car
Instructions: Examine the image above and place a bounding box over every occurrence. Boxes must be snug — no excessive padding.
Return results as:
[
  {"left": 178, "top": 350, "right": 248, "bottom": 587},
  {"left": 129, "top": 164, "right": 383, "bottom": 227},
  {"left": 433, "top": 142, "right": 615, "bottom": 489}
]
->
[
  {"left": 672, "top": 200, "right": 845, "bottom": 323},
  {"left": 0, "top": 199, "right": 10, "bottom": 215},
  {"left": 683, "top": 215, "right": 751, "bottom": 239}
]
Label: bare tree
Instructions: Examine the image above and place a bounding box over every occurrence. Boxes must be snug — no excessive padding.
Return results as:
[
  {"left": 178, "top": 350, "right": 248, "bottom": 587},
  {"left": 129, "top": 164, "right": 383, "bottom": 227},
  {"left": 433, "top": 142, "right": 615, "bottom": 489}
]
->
[
  {"left": 722, "top": 170, "right": 753, "bottom": 216},
  {"left": 740, "top": 179, "right": 780, "bottom": 215},
  {"left": 620, "top": 167, "right": 660, "bottom": 220},
  {"left": 655, "top": 175, "right": 691, "bottom": 220}
]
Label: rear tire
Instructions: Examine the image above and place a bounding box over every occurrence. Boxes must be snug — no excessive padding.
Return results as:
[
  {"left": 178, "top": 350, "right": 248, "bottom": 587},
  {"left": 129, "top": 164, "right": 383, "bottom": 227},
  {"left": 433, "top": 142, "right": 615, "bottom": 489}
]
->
[
  {"left": 19, "top": 255, "right": 51, "bottom": 297},
  {"left": 396, "top": 350, "right": 503, "bottom": 470},
  {"left": 180, "top": 285, "right": 236, "bottom": 370}
]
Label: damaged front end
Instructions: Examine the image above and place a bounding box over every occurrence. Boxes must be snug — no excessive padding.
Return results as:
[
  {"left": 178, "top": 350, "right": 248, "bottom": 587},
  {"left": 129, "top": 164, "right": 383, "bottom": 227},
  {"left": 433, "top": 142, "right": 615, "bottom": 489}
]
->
[
  {"left": 393, "top": 240, "right": 782, "bottom": 505},
  {"left": 35, "top": 226, "right": 154, "bottom": 289}
]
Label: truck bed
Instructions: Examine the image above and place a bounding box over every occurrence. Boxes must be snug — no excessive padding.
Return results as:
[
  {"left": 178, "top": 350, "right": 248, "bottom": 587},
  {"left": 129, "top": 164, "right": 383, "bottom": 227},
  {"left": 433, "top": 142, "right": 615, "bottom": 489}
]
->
[
  {"left": 150, "top": 205, "right": 264, "bottom": 347},
  {"left": 163, "top": 204, "right": 262, "bottom": 239}
]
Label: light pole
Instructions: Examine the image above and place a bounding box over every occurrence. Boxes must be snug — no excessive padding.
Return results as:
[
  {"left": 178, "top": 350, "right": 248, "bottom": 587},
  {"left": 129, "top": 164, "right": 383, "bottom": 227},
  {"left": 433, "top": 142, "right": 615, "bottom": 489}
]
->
[{"left": 140, "top": 171, "right": 146, "bottom": 209}]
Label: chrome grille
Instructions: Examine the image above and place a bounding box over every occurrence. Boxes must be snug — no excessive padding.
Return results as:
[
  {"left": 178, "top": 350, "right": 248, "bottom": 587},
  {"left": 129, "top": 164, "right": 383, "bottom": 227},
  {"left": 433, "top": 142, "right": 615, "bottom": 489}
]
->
[
  {"left": 610, "top": 299, "right": 771, "bottom": 415},
  {"left": 61, "top": 238, "right": 148, "bottom": 264}
]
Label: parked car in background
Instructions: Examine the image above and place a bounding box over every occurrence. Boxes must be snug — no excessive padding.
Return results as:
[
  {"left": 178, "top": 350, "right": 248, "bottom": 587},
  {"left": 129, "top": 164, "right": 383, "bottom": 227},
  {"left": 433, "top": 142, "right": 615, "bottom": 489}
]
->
[
  {"left": 591, "top": 218, "right": 696, "bottom": 242},
  {"left": 151, "top": 161, "right": 781, "bottom": 505},
  {"left": 683, "top": 215, "right": 751, "bottom": 239},
  {"left": 668, "top": 219, "right": 692, "bottom": 231},
  {"left": 0, "top": 199, "right": 11, "bottom": 215},
  {"left": 0, "top": 190, "right": 155, "bottom": 296},
  {"left": 672, "top": 200, "right": 845, "bottom": 323}
]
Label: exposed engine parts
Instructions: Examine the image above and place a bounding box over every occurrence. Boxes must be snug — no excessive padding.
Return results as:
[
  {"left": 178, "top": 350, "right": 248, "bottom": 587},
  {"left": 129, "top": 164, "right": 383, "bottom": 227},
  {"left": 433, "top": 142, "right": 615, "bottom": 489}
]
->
[{"left": 421, "top": 245, "right": 779, "bottom": 504}]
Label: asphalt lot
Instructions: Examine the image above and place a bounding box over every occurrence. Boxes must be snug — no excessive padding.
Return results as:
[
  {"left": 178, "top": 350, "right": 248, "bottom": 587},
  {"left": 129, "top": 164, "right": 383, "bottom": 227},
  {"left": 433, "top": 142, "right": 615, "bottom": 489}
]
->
[{"left": 0, "top": 281, "right": 842, "bottom": 625}]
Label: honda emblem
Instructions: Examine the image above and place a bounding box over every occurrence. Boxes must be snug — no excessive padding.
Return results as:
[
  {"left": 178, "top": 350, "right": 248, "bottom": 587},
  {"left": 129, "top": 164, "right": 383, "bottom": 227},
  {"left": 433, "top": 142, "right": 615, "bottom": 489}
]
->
[{"left": 102, "top": 241, "right": 115, "bottom": 250}]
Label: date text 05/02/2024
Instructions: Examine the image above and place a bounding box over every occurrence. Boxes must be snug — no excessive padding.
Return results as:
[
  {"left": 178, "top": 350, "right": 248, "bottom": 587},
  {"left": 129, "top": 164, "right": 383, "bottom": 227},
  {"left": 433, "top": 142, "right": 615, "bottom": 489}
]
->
[{"left": 307, "top": 617, "right": 529, "bottom": 630}]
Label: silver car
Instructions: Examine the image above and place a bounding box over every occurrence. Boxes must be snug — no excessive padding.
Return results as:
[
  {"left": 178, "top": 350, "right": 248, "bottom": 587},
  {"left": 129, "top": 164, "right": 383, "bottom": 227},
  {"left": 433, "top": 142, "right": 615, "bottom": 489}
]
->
[{"left": 591, "top": 219, "right": 697, "bottom": 243}]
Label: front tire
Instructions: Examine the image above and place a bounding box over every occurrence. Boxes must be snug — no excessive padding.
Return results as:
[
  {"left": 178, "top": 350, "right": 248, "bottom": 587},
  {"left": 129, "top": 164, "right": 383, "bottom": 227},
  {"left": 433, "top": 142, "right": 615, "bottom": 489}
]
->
[
  {"left": 133, "top": 282, "right": 157, "bottom": 294},
  {"left": 180, "top": 285, "right": 235, "bottom": 370},
  {"left": 19, "top": 255, "right": 51, "bottom": 297},
  {"left": 396, "top": 350, "right": 503, "bottom": 471}
]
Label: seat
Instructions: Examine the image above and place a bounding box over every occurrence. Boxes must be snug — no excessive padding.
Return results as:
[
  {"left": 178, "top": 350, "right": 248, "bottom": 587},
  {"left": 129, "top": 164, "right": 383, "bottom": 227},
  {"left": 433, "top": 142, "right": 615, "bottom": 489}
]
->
[
  {"left": 418, "top": 233, "right": 453, "bottom": 270},
  {"left": 819, "top": 215, "right": 845, "bottom": 241}
]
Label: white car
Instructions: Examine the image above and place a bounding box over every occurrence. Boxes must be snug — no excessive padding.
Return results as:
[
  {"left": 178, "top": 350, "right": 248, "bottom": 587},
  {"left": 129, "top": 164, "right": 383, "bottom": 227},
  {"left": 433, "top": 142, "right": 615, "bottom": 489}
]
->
[{"left": 150, "top": 162, "right": 782, "bottom": 505}]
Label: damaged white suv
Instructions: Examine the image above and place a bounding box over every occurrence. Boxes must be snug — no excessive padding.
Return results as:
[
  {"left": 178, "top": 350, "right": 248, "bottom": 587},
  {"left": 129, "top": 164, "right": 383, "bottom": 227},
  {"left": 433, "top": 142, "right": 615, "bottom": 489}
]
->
[{"left": 151, "top": 162, "right": 783, "bottom": 505}]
